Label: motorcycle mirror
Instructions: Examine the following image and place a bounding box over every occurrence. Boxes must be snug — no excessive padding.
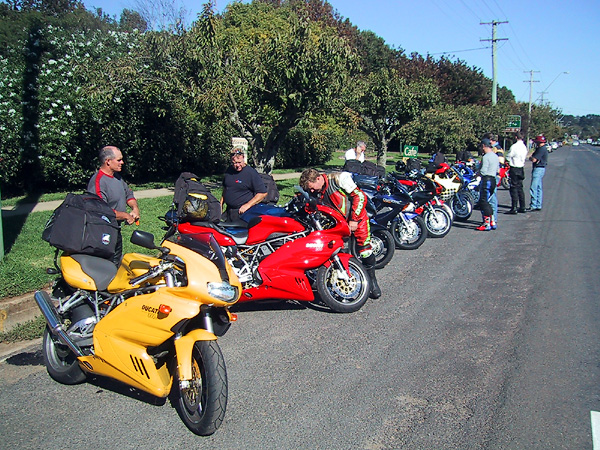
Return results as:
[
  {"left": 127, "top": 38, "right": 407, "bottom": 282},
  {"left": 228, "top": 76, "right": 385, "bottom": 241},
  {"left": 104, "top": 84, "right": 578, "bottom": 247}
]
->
[
  {"left": 294, "top": 185, "right": 310, "bottom": 200},
  {"left": 131, "top": 230, "right": 170, "bottom": 255}
]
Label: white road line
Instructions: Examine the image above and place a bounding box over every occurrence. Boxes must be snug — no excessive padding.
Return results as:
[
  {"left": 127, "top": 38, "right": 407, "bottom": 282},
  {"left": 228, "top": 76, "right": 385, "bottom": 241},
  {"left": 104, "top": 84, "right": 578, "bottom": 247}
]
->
[{"left": 592, "top": 411, "right": 600, "bottom": 449}]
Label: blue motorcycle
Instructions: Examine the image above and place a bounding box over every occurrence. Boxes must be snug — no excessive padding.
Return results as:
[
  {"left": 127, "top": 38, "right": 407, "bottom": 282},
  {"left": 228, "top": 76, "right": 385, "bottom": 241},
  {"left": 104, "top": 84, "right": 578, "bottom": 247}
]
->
[{"left": 355, "top": 174, "right": 427, "bottom": 251}]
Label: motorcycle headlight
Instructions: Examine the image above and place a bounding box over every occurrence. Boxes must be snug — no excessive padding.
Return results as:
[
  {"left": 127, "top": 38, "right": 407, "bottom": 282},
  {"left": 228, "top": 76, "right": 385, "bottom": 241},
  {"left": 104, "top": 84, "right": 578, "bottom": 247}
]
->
[{"left": 207, "top": 282, "right": 238, "bottom": 303}]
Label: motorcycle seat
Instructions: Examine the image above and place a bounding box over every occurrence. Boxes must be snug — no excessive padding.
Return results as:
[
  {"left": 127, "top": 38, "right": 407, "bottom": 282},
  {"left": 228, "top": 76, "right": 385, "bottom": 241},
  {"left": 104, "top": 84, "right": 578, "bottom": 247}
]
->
[
  {"left": 188, "top": 220, "right": 250, "bottom": 245},
  {"left": 71, "top": 254, "right": 118, "bottom": 291}
]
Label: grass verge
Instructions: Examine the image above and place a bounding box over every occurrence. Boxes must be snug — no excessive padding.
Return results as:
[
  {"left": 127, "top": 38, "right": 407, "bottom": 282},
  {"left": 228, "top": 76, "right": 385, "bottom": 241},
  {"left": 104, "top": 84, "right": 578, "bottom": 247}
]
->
[{"left": 0, "top": 316, "right": 45, "bottom": 343}]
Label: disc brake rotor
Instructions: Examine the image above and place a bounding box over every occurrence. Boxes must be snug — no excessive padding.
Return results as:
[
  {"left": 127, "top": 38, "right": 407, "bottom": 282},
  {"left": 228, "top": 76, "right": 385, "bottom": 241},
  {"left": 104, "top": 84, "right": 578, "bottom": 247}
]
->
[{"left": 329, "top": 268, "right": 358, "bottom": 299}]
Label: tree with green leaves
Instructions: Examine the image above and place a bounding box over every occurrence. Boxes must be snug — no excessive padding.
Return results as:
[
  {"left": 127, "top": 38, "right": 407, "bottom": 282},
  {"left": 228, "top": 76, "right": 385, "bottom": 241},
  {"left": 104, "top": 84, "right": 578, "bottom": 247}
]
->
[
  {"left": 188, "top": 1, "right": 356, "bottom": 173},
  {"left": 345, "top": 67, "right": 439, "bottom": 167}
]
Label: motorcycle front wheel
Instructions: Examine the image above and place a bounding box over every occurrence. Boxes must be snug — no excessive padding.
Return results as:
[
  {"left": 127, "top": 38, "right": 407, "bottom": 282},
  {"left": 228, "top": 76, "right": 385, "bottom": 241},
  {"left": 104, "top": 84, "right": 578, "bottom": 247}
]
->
[
  {"left": 351, "top": 229, "right": 395, "bottom": 269},
  {"left": 501, "top": 175, "right": 510, "bottom": 190},
  {"left": 424, "top": 206, "right": 452, "bottom": 238},
  {"left": 392, "top": 215, "right": 427, "bottom": 250},
  {"left": 174, "top": 340, "right": 228, "bottom": 436},
  {"left": 450, "top": 191, "right": 474, "bottom": 222},
  {"left": 42, "top": 327, "right": 87, "bottom": 385},
  {"left": 316, "top": 257, "right": 370, "bottom": 313}
]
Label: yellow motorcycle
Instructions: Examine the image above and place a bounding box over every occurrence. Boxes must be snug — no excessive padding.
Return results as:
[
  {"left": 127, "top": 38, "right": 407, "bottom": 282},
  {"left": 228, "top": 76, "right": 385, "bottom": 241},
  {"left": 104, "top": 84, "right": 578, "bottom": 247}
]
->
[{"left": 35, "top": 230, "right": 241, "bottom": 436}]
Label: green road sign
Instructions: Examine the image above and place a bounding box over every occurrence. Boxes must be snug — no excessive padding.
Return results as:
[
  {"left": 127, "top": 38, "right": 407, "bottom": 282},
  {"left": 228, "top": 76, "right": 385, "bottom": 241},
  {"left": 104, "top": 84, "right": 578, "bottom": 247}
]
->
[
  {"left": 505, "top": 115, "right": 521, "bottom": 132},
  {"left": 403, "top": 145, "right": 419, "bottom": 158}
]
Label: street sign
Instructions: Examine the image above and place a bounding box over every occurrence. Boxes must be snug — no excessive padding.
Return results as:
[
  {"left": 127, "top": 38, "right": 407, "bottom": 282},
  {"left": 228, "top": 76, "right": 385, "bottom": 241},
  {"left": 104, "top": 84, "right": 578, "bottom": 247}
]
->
[
  {"left": 402, "top": 145, "right": 419, "bottom": 158},
  {"left": 504, "top": 115, "right": 521, "bottom": 132},
  {"left": 232, "top": 137, "right": 248, "bottom": 151}
]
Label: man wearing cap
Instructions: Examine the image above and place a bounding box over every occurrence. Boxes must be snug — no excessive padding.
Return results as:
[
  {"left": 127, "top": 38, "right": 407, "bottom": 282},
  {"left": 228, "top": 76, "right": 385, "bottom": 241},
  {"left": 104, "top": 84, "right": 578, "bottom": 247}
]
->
[
  {"left": 476, "top": 139, "right": 499, "bottom": 231},
  {"left": 526, "top": 135, "right": 549, "bottom": 211}
]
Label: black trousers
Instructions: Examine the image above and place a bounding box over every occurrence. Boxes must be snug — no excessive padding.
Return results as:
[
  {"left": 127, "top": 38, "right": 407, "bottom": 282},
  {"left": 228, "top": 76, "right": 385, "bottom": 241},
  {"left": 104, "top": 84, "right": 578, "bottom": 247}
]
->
[
  {"left": 478, "top": 175, "right": 496, "bottom": 217},
  {"left": 508, "top": 166, "right": 525, "bottom": 209}
]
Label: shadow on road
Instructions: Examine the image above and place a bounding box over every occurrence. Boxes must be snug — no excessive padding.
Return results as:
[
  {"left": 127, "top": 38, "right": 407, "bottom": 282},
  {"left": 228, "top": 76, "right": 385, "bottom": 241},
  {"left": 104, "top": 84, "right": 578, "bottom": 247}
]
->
[{"left": 5, "top": 348, "right": 43, "bottom": 366}]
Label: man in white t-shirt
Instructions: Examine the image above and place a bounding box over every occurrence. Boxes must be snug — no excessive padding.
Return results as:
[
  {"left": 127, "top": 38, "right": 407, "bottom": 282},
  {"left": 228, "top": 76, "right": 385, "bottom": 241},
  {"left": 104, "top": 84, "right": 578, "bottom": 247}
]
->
[
  {"left": 505, "top": 131, "right": 528, "bottom": 214},
  {"left": 344, "top": 141, "right": 366, "bottom": 162}
]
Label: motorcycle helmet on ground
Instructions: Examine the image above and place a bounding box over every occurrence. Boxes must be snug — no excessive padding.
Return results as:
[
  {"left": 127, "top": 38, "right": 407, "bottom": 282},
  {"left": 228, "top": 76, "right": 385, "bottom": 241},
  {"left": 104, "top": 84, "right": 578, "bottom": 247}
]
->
[
  {"left": 534, "top": 135, "right": 547, "bottom": 144},
  {"left": 182, "top": 193, "right": 210, "bottom": 221}
]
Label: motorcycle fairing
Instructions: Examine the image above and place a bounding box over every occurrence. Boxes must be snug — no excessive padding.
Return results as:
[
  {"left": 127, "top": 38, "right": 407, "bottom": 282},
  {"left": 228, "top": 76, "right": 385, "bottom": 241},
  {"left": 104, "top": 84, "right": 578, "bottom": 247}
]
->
[{"left": 241, "top": 232, "right": 345, "bottom": 302}]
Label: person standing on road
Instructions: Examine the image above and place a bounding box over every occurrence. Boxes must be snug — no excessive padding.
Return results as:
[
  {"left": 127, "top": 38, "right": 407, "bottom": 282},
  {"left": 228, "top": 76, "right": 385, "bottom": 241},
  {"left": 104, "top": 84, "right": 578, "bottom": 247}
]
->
[
  {"left": 526, "top": 135, "right": 549, "bottom": 211},
  {"left": 476, "top": 139, "right": 499, "bottom": 231},
  {"left": 299, "top": 168, "right": 381, "bottom": 299},
  {"left": 221, "top": 147, "right": 267, "bottom": 222},
  {"left": 344, "top": 141, "right": 366, "bottom": 162},
  {"left": 505, "top": 131, "right": 528, "bottom": 214},
  {"left": 483, "top": 133, "right": 503, "bottom": 224},
  {"left": 88, "top": 145, "right": 140, "bottom": 266}
]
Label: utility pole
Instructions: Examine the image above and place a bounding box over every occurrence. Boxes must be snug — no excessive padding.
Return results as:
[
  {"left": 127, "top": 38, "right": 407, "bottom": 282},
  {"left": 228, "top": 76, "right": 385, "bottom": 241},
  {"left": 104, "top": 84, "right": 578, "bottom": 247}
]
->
[
  {"left": 524, "top": 70, "right": 540, "bottom": 148},
  {"left": 481, "top": 20, "right": 508, "bottom": 106},
  {"left": 538, "top": 90, "right": 548, "bottom": 105}
]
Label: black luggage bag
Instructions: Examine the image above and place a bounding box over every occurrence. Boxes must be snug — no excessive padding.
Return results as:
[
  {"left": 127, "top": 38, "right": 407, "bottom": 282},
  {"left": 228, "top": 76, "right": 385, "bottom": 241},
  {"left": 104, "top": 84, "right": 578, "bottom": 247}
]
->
[{"left": 42, "top": 192, "right": 119, "bottom": 258}]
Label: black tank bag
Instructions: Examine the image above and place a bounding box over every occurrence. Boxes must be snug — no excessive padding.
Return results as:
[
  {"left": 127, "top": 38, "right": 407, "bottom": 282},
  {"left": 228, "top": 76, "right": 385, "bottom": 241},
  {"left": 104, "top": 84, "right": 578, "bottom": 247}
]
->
[{"left": 42, "top": 192, "right": 119, "bottom": 258}]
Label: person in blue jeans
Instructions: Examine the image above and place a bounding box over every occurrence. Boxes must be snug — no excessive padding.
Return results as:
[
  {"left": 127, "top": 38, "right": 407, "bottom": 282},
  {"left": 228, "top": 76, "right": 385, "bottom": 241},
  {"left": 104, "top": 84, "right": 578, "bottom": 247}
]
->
[
  {"left": 476, "top": 139, "right": 499, "bottom": 231},
  {"left": 483, "top": 133, "right": 503, "bottom": 228},
  {"left": 526, "top": 135, "right": 549, "bottom": 211}
]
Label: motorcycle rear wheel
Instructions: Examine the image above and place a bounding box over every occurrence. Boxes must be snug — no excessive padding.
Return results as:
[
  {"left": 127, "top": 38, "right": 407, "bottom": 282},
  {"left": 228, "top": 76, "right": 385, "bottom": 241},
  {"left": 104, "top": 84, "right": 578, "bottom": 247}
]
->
[
  {"left": 424, "top": 206, "right": 452, "bottom": 238},
  {"left": 392, "top": 215, "right": 427, "bottom": 250},
  {"left": 42, "top": 327, "right": 87, "bottom": 385},
  {"left": 174, "top": 340, "right": 228, "bottom": 436},
  {"left": 351, "top": 229, "right": 394, "bottom": 269},
  {"left": 316, "top": 257, "right": 369, "bottom": 313}
]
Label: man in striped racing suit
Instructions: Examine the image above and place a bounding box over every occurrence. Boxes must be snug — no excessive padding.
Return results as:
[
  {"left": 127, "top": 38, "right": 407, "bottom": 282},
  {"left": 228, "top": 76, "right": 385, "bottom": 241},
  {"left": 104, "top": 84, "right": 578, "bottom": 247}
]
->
[{"left": 299, "top": 169, "right": 381, "bottom": 299}]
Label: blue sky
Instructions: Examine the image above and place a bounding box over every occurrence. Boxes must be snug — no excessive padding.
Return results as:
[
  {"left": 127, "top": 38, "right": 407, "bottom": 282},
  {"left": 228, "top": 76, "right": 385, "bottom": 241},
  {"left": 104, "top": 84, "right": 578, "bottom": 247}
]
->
[{"left": 83, "top": 0, "right": 600, "bottom": 117}]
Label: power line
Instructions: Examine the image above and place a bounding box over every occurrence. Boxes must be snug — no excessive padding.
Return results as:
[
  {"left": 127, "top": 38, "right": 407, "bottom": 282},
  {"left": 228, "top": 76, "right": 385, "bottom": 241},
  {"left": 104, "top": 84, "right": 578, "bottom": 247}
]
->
[{"left": 430, "top": 46, "right": 490, "bottom": 56}]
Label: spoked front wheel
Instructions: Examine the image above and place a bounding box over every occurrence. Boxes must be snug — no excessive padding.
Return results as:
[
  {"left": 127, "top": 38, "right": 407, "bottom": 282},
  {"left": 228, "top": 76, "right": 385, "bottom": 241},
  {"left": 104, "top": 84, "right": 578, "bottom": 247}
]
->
[
  {"left": 424, "top": 205, "right": 452, "bottom": 238},
  {"left": 392, "top": 215, "right": 427, "bottom": 250},
  {"left": 316, "top": 257, "right": 370, "bottom": 313},
  {"left": 174, "top": 340, "right": 228, "bottom": 436}
]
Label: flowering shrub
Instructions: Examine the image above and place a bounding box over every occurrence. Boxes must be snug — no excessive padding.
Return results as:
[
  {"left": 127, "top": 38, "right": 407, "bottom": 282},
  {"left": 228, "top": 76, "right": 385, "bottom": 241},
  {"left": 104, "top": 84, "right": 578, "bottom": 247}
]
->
[
  {"left": 0, "top": 19, "right": 232, "bottom": 195},
  {"left": 0, "top": 21, "right": 149, "bottom": 194},
  {"left": 0, "top": 48, "right": 25, "bottom": 193}
]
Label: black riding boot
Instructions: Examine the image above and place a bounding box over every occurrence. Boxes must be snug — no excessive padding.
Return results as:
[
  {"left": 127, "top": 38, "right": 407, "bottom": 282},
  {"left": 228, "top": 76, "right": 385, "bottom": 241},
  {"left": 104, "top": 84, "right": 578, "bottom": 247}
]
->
[{"left": 362, "top": 254, "right": 381, "bottom": 299}]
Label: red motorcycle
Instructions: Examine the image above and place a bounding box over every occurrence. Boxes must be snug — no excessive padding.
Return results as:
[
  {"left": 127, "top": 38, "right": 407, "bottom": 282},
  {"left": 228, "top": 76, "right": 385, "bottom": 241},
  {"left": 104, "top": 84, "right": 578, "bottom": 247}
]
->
[
  {"left": 163, "top": 193, "right": 371, "bottom": 313},
  {"left": 498, "top": 162, "right": 510, "bottom": 189}
]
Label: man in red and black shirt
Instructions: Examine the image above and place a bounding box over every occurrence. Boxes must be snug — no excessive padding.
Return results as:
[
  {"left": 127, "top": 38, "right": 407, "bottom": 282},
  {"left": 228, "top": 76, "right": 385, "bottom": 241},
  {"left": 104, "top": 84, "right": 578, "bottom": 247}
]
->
[
  {"left": 299, "top": 168, "right": 381, "bottom": 299},
  {"left": 88, "top": 146, "right": 140, "bottom": 265}
]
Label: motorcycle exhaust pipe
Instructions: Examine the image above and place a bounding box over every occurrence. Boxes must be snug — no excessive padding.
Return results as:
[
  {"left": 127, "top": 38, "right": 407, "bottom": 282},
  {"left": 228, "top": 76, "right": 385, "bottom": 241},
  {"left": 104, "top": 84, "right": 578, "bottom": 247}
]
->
[{"left": 34, "top": 291, "right": 84, "bottom": 358}]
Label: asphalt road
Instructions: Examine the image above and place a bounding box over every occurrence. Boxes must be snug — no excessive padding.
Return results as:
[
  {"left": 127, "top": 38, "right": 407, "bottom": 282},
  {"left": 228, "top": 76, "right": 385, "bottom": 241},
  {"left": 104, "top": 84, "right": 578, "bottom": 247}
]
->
[{"left": 1, "top": 145, "right": 599, "bottom": 449}]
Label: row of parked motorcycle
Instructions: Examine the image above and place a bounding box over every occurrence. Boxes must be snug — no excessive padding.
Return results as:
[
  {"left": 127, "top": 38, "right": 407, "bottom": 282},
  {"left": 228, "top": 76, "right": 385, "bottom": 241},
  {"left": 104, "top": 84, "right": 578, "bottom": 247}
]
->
[{"left": 34, "top": 156, "right": 506, "bottom": 436}]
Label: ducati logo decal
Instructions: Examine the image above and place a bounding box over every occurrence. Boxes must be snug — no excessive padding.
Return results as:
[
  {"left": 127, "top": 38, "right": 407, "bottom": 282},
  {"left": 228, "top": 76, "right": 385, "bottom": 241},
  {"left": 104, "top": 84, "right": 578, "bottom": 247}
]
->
[
  {"left": 305, "top": 242, "right": 324, "bottom": 251},
  {"left": 142, "top": 304, "right": 159, "bottom": 318}
]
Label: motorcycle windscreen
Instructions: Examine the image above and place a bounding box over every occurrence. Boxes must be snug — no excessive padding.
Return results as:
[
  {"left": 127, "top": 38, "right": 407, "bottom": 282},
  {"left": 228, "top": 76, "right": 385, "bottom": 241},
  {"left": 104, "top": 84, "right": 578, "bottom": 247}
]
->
[{"left": 172, "top": 233, "right": 230, "bottom": 283}]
